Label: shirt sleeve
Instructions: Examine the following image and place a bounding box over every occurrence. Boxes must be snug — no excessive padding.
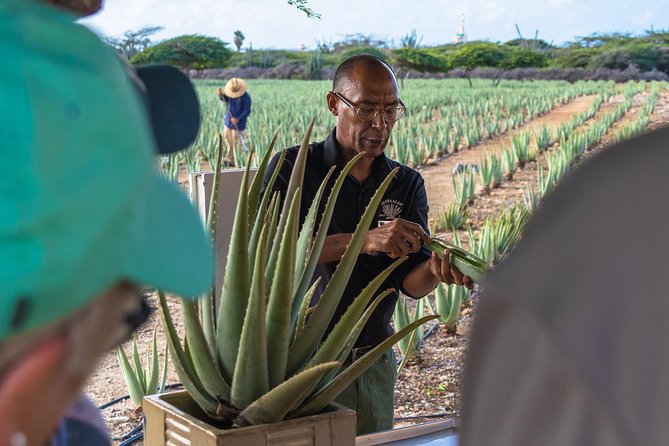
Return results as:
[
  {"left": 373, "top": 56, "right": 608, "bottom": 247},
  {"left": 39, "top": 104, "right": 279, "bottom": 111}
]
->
[
  {"left": 392, "top": 172, "right": 432, "bottom": 298},
  {"left": 236, "top": 94, "right": 252, "bottom": 120}
]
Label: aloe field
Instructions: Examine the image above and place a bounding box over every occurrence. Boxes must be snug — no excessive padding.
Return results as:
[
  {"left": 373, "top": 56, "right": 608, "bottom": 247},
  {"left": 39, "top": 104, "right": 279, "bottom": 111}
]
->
[{"left": 87, "top": 78, "right": 669, "bottom": 442}]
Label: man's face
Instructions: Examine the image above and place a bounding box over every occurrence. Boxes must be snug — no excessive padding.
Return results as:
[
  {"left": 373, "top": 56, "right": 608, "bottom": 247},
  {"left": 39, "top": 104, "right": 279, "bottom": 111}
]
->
[{"left": 329, "top": 64, "right": 400, "bottom": 160}]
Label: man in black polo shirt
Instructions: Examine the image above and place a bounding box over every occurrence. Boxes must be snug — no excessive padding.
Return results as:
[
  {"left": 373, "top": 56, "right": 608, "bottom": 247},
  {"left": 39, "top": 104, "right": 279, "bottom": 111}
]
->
[{"left": 264, "top": 54, "right": 472, "bottom": 434}]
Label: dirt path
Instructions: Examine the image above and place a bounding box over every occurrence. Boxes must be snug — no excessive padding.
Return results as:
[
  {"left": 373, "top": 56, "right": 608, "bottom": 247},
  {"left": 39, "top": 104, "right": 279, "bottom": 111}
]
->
[{"left": 420, "top": 95, "right": 598, "bottom": 217}]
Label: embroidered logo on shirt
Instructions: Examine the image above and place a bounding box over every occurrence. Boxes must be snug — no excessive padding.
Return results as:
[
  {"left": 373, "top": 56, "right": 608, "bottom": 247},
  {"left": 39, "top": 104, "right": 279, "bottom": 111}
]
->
[{"left": 379, "top": 199, "right": 403, "bottom": 221}]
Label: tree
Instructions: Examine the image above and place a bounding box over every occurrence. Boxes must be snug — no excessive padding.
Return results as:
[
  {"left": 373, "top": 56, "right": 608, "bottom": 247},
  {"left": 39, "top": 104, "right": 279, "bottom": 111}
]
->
[
  {"left": 104, "top": 26, "right": 163, "bottom": 60},
  {"left": 233, "top": 30, "right": 245, "bottom": 52},
  {"left": 399, "top": 29, "right": 423, "bottom": 48},
  {"left": 338, "top": 46, "right": 389, "bottom": 65},
  {"left": 392, "top": 48, "right": 448, "bottom": 73},
  {"left": 447, "top": 42, "right": 505, "bottom": 86},
  {"left": 448, "top": 42, "right": 506, "bottom": 71},
  {"left": 286, "top": 0, "right": 320, "bottom": 18},
  {"left": 500, "top": 46, "right": 549, "bottom": 69},
  {"left": 130, "top": 35, "right": 232, "bottom": 70}
]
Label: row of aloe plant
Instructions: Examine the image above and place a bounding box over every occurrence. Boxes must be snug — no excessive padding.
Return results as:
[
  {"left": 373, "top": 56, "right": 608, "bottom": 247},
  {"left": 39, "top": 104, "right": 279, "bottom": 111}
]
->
[
  {"left": 157, "top": 120, "right": 438, "bottom": 427},
  {"left": 530, "top": 83, "right": 650, "bottom": 199},
  {"left": 451, "top": 81, "right": 656, "bottom": 212}
]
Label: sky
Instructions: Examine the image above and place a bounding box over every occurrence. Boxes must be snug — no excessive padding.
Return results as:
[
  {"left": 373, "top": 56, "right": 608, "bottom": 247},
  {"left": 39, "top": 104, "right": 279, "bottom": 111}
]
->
[{"left": 81, "top": 0, "right": 669, "bottom": 50}]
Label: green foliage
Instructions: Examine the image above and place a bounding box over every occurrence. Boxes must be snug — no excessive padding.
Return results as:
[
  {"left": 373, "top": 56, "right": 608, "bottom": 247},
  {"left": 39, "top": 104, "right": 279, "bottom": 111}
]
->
[
  {"left": 500, "top": 46, "right": 549, "bottom": 69},
  {"left": 338, "top": 46, "right": 389, "bottom": 65},
  {"left": 131, "top": 34, "right": 232, "bottom": 70},
  {"left": 399, "top": 29, "right": 423, "bottom": 48},
  {"left": 436, "top": 202, "right": 469, "bottom": 231},
  {"left": 287, "top": 0, "right": 320, "bottom": 18},
  {"left": 392, "top": 48, "right": 449, "bottom": 73},
  {"left": 591, "top": 43, "right": 668, "bottom": 72},
  {"left": 305, "top": 51, "right": 323, "bottom": 80},
  {"left": 393, "top": 297, "right": 426, "bottom": 356},
  {"left": 117, "top": 328, "right": 168, "bottom": 407},
  {"left": 233, "top": 30, "right": 245, "bottom": 52},
  {"left": 448, "top": 42, "right": 505, "bottom": 71},
  {"left": 104, "top": 26, "right": 163, "bottom": 61}
]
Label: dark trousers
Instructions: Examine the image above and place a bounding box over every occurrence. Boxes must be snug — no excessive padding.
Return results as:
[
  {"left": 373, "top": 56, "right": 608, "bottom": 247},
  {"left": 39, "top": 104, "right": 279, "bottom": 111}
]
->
[{"left": 334, "top": 349, "right": 397, "bottom": 435}]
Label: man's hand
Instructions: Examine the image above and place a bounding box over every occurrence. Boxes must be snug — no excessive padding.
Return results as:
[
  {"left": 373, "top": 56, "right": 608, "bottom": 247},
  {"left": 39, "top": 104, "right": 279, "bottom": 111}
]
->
[
  {"left": 231, "top": 117, "right": 239, "bottom": 125},
  {"left": 428, "top": 250, "right": 474, "bottom": 289},
  {"left": 363, "top": 218, "right": 430, "bottom": 258}
]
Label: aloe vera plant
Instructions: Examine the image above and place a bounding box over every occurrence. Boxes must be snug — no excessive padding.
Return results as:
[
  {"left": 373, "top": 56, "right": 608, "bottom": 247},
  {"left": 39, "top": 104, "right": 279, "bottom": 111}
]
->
[
  {"left": 393, "top": 297, "right": 426, "bottom": 357},
  {"left": 428, "top": 236, "right": 489, "bottom": 284},
  {"left": 434, "top": 282, "right": 468, "bottom": 327},
  {"left": 452, "top": 168, "right": 476, "bottom": 209},
  {"left": 436, "top": 202, "right": 469, "bottom": 231},
  {"left": 159, "top": 119, "right": 438, "bottom": 427},
  {"left": 117, "top": 328, "right": 168, "bottom": 407}
]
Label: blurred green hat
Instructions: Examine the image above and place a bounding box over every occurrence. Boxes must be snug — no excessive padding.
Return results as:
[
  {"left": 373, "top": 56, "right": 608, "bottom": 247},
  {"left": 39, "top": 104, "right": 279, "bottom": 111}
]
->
[{"left": 0, "top": 0, "right": 212, "bottom": 341}]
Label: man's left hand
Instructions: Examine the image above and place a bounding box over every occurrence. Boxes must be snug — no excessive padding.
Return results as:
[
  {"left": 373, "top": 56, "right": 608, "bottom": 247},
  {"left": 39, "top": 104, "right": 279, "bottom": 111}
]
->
[
  {"left": 231, "top": 117, "right": 239, "bottom": 125},
  {"left": 428, "top": 249, "right": 474, "bottom": 289}
]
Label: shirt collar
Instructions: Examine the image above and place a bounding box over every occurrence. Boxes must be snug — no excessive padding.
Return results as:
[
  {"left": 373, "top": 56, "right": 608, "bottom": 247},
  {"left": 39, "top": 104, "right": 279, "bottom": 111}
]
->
[{"left": 323, "top": 128, "right": 394, "bottom": 184}]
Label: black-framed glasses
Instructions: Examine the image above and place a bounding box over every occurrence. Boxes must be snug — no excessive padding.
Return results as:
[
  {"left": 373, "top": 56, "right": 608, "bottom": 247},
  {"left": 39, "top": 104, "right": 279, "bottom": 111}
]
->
[{"left": 331, "top": 91, "right": 407, "bottom": 123}]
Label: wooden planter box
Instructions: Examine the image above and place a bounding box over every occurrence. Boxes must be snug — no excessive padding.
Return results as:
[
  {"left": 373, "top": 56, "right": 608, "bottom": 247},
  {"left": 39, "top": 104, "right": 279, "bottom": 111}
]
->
[{"left": 143, "top": 391, "right": 356, "bottom": 446}]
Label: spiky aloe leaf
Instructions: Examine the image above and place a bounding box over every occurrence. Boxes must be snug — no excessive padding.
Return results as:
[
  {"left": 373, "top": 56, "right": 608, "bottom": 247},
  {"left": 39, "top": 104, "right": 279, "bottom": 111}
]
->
[
  {"left": 304, "top": 257, "right": 406, "bottom": 370},
  {"left": 132, "top": 335, "right": 146, "bottom": 393},
  {"left": 296, "top": 315, "right": 439, "bottom": 416},
  {"left": 249, "top": 151, "right": 285, "bottom": 271},
  {"left": 306, "top": 289, "right": 396, "bottom": 401},
  {"left": 117, "top": 344, "right": 145, "bottom": 407},
  {"left": 290, "top": 153, "right": 364, "bottom": 326},
  {"left": 158, "top": 291, "right": 218, "bottom": 413},
  {"left": 216, "top": 152, "right": 254, "bottom": 382},
  {"left": 266, "top": 117, "right": 315, "bottom": 286},
  {"left": 236, "top": 362, "right": 340, "bottom": 426},
  {"left": 231, "top": 216, "right": 271, "bottom": 409},
  {"left": 159, "top": 343, "right": 168, "bottom": 394},
  {"left": 266, "top": 190, "right": 302, "bottom": 388},
  {"left": 396, "top": 329, "right": 418, "bottom": 377},
  {"left": 293, "top": 166, "right": 336, "bottom": 281},
  {"left": 429, "top": 237, "right": 489, "bottom": 284},
  {"left": 287, "top": 167, "right": 400, "bottom": 375},
  {"left": 293, "top": 278, "right": 321, "bottom": 340},
  {"left": 436, "top": 283, "right": 462, "bottom": 326},
  {"left": 146, "top": 329, "right": 160, "bottom": 396},
  {"left": 247, "top": 132, "right": 278, "bottom": 228},
  {"left": 202, "top": 133, "right": 224, "bottom": 347},
  {"left": 393, "top": 299, "right": 412, "bottom": 355},
  {"left": 182, "top": 300, "right": 230, "bottom": 400}
]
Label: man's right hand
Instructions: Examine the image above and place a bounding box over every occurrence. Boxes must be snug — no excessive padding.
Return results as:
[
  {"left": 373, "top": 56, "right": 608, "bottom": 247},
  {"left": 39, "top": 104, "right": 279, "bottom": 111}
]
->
[{"left": 363, "top": 218, "right": 430, "bottom": 258}]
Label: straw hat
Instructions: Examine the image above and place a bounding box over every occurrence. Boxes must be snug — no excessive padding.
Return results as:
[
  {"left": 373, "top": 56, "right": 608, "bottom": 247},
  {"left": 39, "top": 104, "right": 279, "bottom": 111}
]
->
[{"left": 224, "top": 78, "right": 247, "bottom": 98}]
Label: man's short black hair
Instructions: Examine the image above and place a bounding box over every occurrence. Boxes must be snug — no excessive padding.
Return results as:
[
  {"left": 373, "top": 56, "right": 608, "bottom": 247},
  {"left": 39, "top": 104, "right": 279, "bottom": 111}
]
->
[{"left": 332, "top": 54, "right": 396, "bottom": 92}]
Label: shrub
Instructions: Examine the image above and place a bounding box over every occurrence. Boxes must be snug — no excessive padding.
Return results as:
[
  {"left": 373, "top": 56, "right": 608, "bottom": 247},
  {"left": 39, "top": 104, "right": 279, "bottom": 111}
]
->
[
  {"left": 338, "top": 46, "right": 389, "bottom": 65},
  {"left": 131, "top": 34, "right": 232, "bottom": 70},
  {"left": 391, "top": 48, "right": 449, "bottom": 73},
  {"left": 447, "top": 42, "right": 506, "bottom": 71}
]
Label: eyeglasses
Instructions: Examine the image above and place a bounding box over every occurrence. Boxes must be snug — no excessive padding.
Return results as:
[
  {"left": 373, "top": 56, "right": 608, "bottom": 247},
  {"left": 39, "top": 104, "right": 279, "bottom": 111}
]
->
[{"left": 331, "top": 91, "right": 407, "bottom": 123}]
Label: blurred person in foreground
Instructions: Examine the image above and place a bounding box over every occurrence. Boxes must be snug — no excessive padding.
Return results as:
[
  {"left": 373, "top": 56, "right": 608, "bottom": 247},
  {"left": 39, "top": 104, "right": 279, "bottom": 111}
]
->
[
  {"left": 461, "top": 125, "right": 669, "bottom": 445},
  {"left": 0, "top": 1, "right": 211, "bottom": 445},
  {"left": 263, "top": 54, "right": 473, "bottom": 435},
  {"left": 217, "top": 77, "right": 252, "bottom": 167}
]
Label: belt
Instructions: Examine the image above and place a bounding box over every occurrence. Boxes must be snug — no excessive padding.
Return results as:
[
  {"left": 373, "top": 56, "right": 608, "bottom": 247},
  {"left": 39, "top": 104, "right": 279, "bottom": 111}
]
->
[{"left": 344, "top": 345, "right": 388, "bottom": 365}]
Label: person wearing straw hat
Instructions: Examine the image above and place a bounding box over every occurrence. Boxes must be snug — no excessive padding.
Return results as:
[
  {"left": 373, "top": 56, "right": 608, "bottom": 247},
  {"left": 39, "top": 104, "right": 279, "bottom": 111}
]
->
[
  {"left": 0, "top": 0, "right": 212, "bottom": 445},
  {"left": 217, "top": 77, "right": 252, "bottom": 167}
]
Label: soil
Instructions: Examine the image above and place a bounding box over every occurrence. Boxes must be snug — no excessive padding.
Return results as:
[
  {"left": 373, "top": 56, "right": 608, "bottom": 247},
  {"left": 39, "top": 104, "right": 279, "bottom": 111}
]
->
[{"left": 83, "top": 88, "right": 669, "bottom": 444}]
